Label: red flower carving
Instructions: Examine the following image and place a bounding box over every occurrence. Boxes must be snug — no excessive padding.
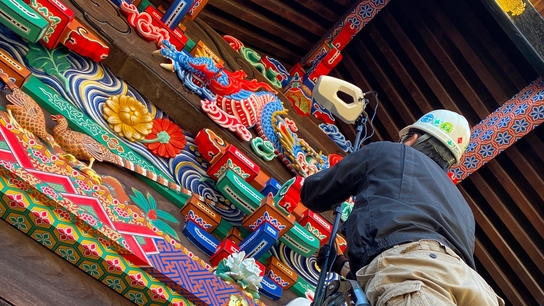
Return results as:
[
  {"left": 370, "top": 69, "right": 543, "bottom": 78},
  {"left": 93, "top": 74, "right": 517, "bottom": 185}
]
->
[{"left": 142, "top": 118, "right": 186, "bottom": 158}]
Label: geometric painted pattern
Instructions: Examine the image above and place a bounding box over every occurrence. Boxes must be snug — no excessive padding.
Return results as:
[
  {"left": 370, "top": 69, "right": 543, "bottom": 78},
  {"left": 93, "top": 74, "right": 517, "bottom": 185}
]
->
[
  {"left": 0, "top": 114, "right": 250, "bottom": 305},
  {"left": 0, "top": 157, "right": 192, "bottom": 305},
  {"left": 303, "top": 0, "right": 391, "bottom": 65},
  {"left": 146, "top": 238, "right": 246, "bottom": 306},
  {"left": 450, "top": 77, "right": 544, "bottom": 183}
]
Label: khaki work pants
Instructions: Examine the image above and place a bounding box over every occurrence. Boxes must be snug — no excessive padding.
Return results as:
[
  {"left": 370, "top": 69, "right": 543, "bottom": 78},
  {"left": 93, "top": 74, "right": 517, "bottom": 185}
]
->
[{"left": 356, "top": 240, "right": 505, "bottom": 306}]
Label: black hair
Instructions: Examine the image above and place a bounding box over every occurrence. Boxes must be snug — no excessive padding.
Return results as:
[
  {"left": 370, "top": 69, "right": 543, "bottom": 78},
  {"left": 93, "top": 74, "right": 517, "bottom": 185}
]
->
[{"left": 401, "top": 128, "right": 456, "bottom": 172}]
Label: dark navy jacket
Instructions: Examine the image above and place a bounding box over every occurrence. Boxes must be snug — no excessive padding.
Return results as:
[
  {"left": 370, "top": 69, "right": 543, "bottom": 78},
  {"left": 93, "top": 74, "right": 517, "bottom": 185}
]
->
[{"left": 300, "top": 141, "right": 476, "bottom": 274}]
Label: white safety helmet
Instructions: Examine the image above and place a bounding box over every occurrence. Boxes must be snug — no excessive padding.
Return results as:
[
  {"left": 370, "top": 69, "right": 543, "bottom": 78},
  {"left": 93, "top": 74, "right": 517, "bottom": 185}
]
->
[{"left": 399, "top": 109, "right": 471, "bottom": 164}]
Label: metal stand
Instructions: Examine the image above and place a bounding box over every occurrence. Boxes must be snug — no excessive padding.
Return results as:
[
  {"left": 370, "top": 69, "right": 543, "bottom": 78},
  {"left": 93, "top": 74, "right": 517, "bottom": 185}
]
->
[
  {"left": 352, "top": 113, "right": 365, "bottom": 152},
  {"left": 311, "top": 205, "right": 343, "bottom": 306}
]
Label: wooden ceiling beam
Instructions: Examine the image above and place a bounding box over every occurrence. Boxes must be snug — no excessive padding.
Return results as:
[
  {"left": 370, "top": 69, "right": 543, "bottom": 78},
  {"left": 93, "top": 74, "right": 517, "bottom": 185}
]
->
[
  {"left": 208, "top": 0, "right": 315, "bottom": 50},
  {"left": 474, "top": 238, "right": 526, "bottom": 306},
  {"left": 403, "top": 3, "right": 493, "bottom": 118},
  {"left": 333, "top": 0, "right": 355, "bottom": 8},
  {"left": 460, "top": 187, "right": 544, "bottom": 303},
  {"left": 366, "top": 21, "right": 430, "bottom": 115},
  {"left": 423, "top": 0, "right": 511, "bottom": 103},
  {"left": 439, "top": 0, "right": 530, "bottom": 91},
  {"left": 350, "top": 37, "right": 418, "bottom": 126},
  {"left": 294, "top": 0, "right": 340, "bottom": 23},
  {"left": 469, "top": 172, "right": 544, "bottom": 274},
  {"left": 339, "top": 46, "right": 398, "bottom": 141},
  {"left": 198, "top": 12, "right": 301, "bottom": 64},
  {"left": 380, "top": 10, "right": 466, "bottom": 120},
  {"left": 485, "top": 158, "right": 544, "bottom": 241},
  {"left": 249, "top": 0, "right": 327, "bottom": 36},
  {"left": 503, "top": 145, "right": 544, "bottom": 215}
]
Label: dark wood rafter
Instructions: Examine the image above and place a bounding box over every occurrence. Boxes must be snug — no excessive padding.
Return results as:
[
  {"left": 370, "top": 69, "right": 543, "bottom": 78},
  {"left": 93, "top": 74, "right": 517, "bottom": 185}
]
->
[
  {"left": 294, "top": 0, "right": 340, "bottom": 23},
  {"left": 198, "top": 8, "right": 302, "bottom": 63},
  {"left": 460, "top": 188, "right": 543, "bottom": 304},
  {"left": 249, "top": 0, "right": 327, "bottom": 37},
  {"left": 206, "top": 0, "right": 315, "bottom": 50}
]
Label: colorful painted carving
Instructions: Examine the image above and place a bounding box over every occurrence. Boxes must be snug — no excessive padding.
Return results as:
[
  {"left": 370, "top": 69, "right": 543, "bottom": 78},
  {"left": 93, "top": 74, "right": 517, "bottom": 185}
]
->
[
  {"left": 0, "top": 50, "right": 31, "bottom": 88},
  {"left": 186, "top": 0, "right": 209, "bottom": 21},
  {"left": 24, "top": 0, "right": 76, "bottom": 49},
  {"left": 214, "top": 251, "right": 263, "bottom": 301},
  {"left": 266, "top": 256, "right": 298, "bottom": 290},
  {"left": 238, "top": 222, "right": 278, "bottom": 260},
  {"left": 0, "top": 0, "right": 49, "bottom": 43},
  {"left": 191, "top": 40, "right": 225, "bottom": 67},
  {"left": 496, "top": 0, "right": 526, "bottom": 15},
  {"left": 243, "top": 193, "right": 295, "bottom": 236},
  {"left": 0, "top": 22, "right": 333, "bottom": 303},
  {"left": 25, "top": 41, "right": 70, "bottom": 90},
  {"left": 279, "top": 221, "right": 319, "bottom": 258},
  {"left": 210, "top": 238, "right": 240, "bottom": 266},
  {"left": 129, "top": 187, "right": 180, "bottom": 240},
  {"left": 273, "top": 176, "right": 303, "bottom": 214},
  {"left": 194, "top": 128, "right": 229, "bottom": 164},
  {"left": 120, "top": 2, "right": 186, "bottom": 51},
  {"left": 223, "top": 35, "right": 244, "bottom": 52},
  {"left": 216, "top": 169, "right": 263, "bottom": 215},
  {"left": 142, "top": 117, "right": 186, "bottom": 158},
  {"left": 0, "top": 112, "right": 254, "bottom": 304},
  {"left": 102, "top": 94, "right": 153, "bottom": 142},
  {"left": 207, "top": 144, "right": 260, "bottom": 182},
  {"left": 161, "top": 0, "right": 194, "bottom": 30},
  {"left": 319, "top": 123, "right": 353, "bottom": 152},
  {"left": 239, "top": 46, "right": 281, "bottom": 89},
  {"left": 59, "top": 18, "right": 110, "bottom": 62},
  {"left": 2, "top": 75, "right": 56, "bottom": 147},
  {"left": 299, "top": 210, "right": 332, "bottom": 246},
  {"left": 51, "top": 113, "right": 189, "bottom": 194},
  {"left": 180, "top": 193, "right": 222, "bottom": 231},
  {"left": 182, "top": 219, "right": 219, "bottom": 255},
  {"left": 251, "top": 136, "right": 276, "bottom": 161}
]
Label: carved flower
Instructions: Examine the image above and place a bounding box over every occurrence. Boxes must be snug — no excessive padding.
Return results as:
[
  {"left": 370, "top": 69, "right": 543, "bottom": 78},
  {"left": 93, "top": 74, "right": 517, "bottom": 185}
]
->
[
  {"left": 102, "top": 95, "right": 153, "bottom": 142},
  {"left": 215, "top": 251, "right": 263, "bottom": 300},
  {"left": 228, "top": 295, "right": 249, "bottom": 306},
  {"left": 141, "top": 118, "right": 186, "bottom": 158}
]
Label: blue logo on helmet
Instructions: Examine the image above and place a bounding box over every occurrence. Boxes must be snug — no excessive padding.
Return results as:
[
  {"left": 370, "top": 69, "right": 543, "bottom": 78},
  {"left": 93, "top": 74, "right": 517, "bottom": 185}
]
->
[{"left": 420, "top": 114, "right": 434, "bottom": 123}]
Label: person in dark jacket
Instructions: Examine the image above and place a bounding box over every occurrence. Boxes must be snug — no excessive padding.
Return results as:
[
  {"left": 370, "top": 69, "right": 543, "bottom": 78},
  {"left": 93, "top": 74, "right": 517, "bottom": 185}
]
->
[{"left": 301, "top": 110, "right": 504, "bottom": 305}]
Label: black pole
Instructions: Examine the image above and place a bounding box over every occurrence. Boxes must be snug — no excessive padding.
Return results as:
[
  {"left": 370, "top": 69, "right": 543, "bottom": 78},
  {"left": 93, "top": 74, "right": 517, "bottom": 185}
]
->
[{"left": 311, "top": 205, "right": 344, "bottom": 306}]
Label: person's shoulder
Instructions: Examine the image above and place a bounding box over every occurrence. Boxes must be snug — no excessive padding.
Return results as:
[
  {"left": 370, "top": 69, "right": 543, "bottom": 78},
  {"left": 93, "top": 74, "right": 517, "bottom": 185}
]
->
[{"left": 362, "top": 141, "right": 399, "bottom": 151}]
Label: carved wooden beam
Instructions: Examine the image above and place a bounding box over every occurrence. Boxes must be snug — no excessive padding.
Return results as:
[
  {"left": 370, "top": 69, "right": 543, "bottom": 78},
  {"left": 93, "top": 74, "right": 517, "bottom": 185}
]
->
[{"left": 301, "top": 0, "right": 392, "bottom": 65}]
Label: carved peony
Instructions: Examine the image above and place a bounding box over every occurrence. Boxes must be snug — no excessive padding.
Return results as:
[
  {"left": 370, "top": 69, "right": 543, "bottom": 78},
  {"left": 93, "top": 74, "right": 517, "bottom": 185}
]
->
[
  {"left": 215, "top": 251, "right": 263, "bottom": 301},
  {"left": 102, "top": 95, "right": 153, "bottom": 142},
  {"left": 141, "top": 118, "right": 186, "bottom": 158}
]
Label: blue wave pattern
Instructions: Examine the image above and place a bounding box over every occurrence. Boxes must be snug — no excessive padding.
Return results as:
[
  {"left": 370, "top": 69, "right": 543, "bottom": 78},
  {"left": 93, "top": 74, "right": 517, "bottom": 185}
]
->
[
  {"left": 319, "top": 123, "right": 353, "bottom": 152},
  {"left": 270, "top": 242, "right": 339, "bottom": 287},
  {"left": 0, "top": 24, "right": 243, "bottom": 223}
]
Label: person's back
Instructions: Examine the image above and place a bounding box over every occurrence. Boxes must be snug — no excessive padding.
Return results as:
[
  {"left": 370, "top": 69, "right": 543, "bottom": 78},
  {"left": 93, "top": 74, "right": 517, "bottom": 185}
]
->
[
  {"left": 301, "top": 109, "right": 505, "bottom": 305},
  {"left": 343, "top": 141, "right": 476, "bottom": 273}
]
